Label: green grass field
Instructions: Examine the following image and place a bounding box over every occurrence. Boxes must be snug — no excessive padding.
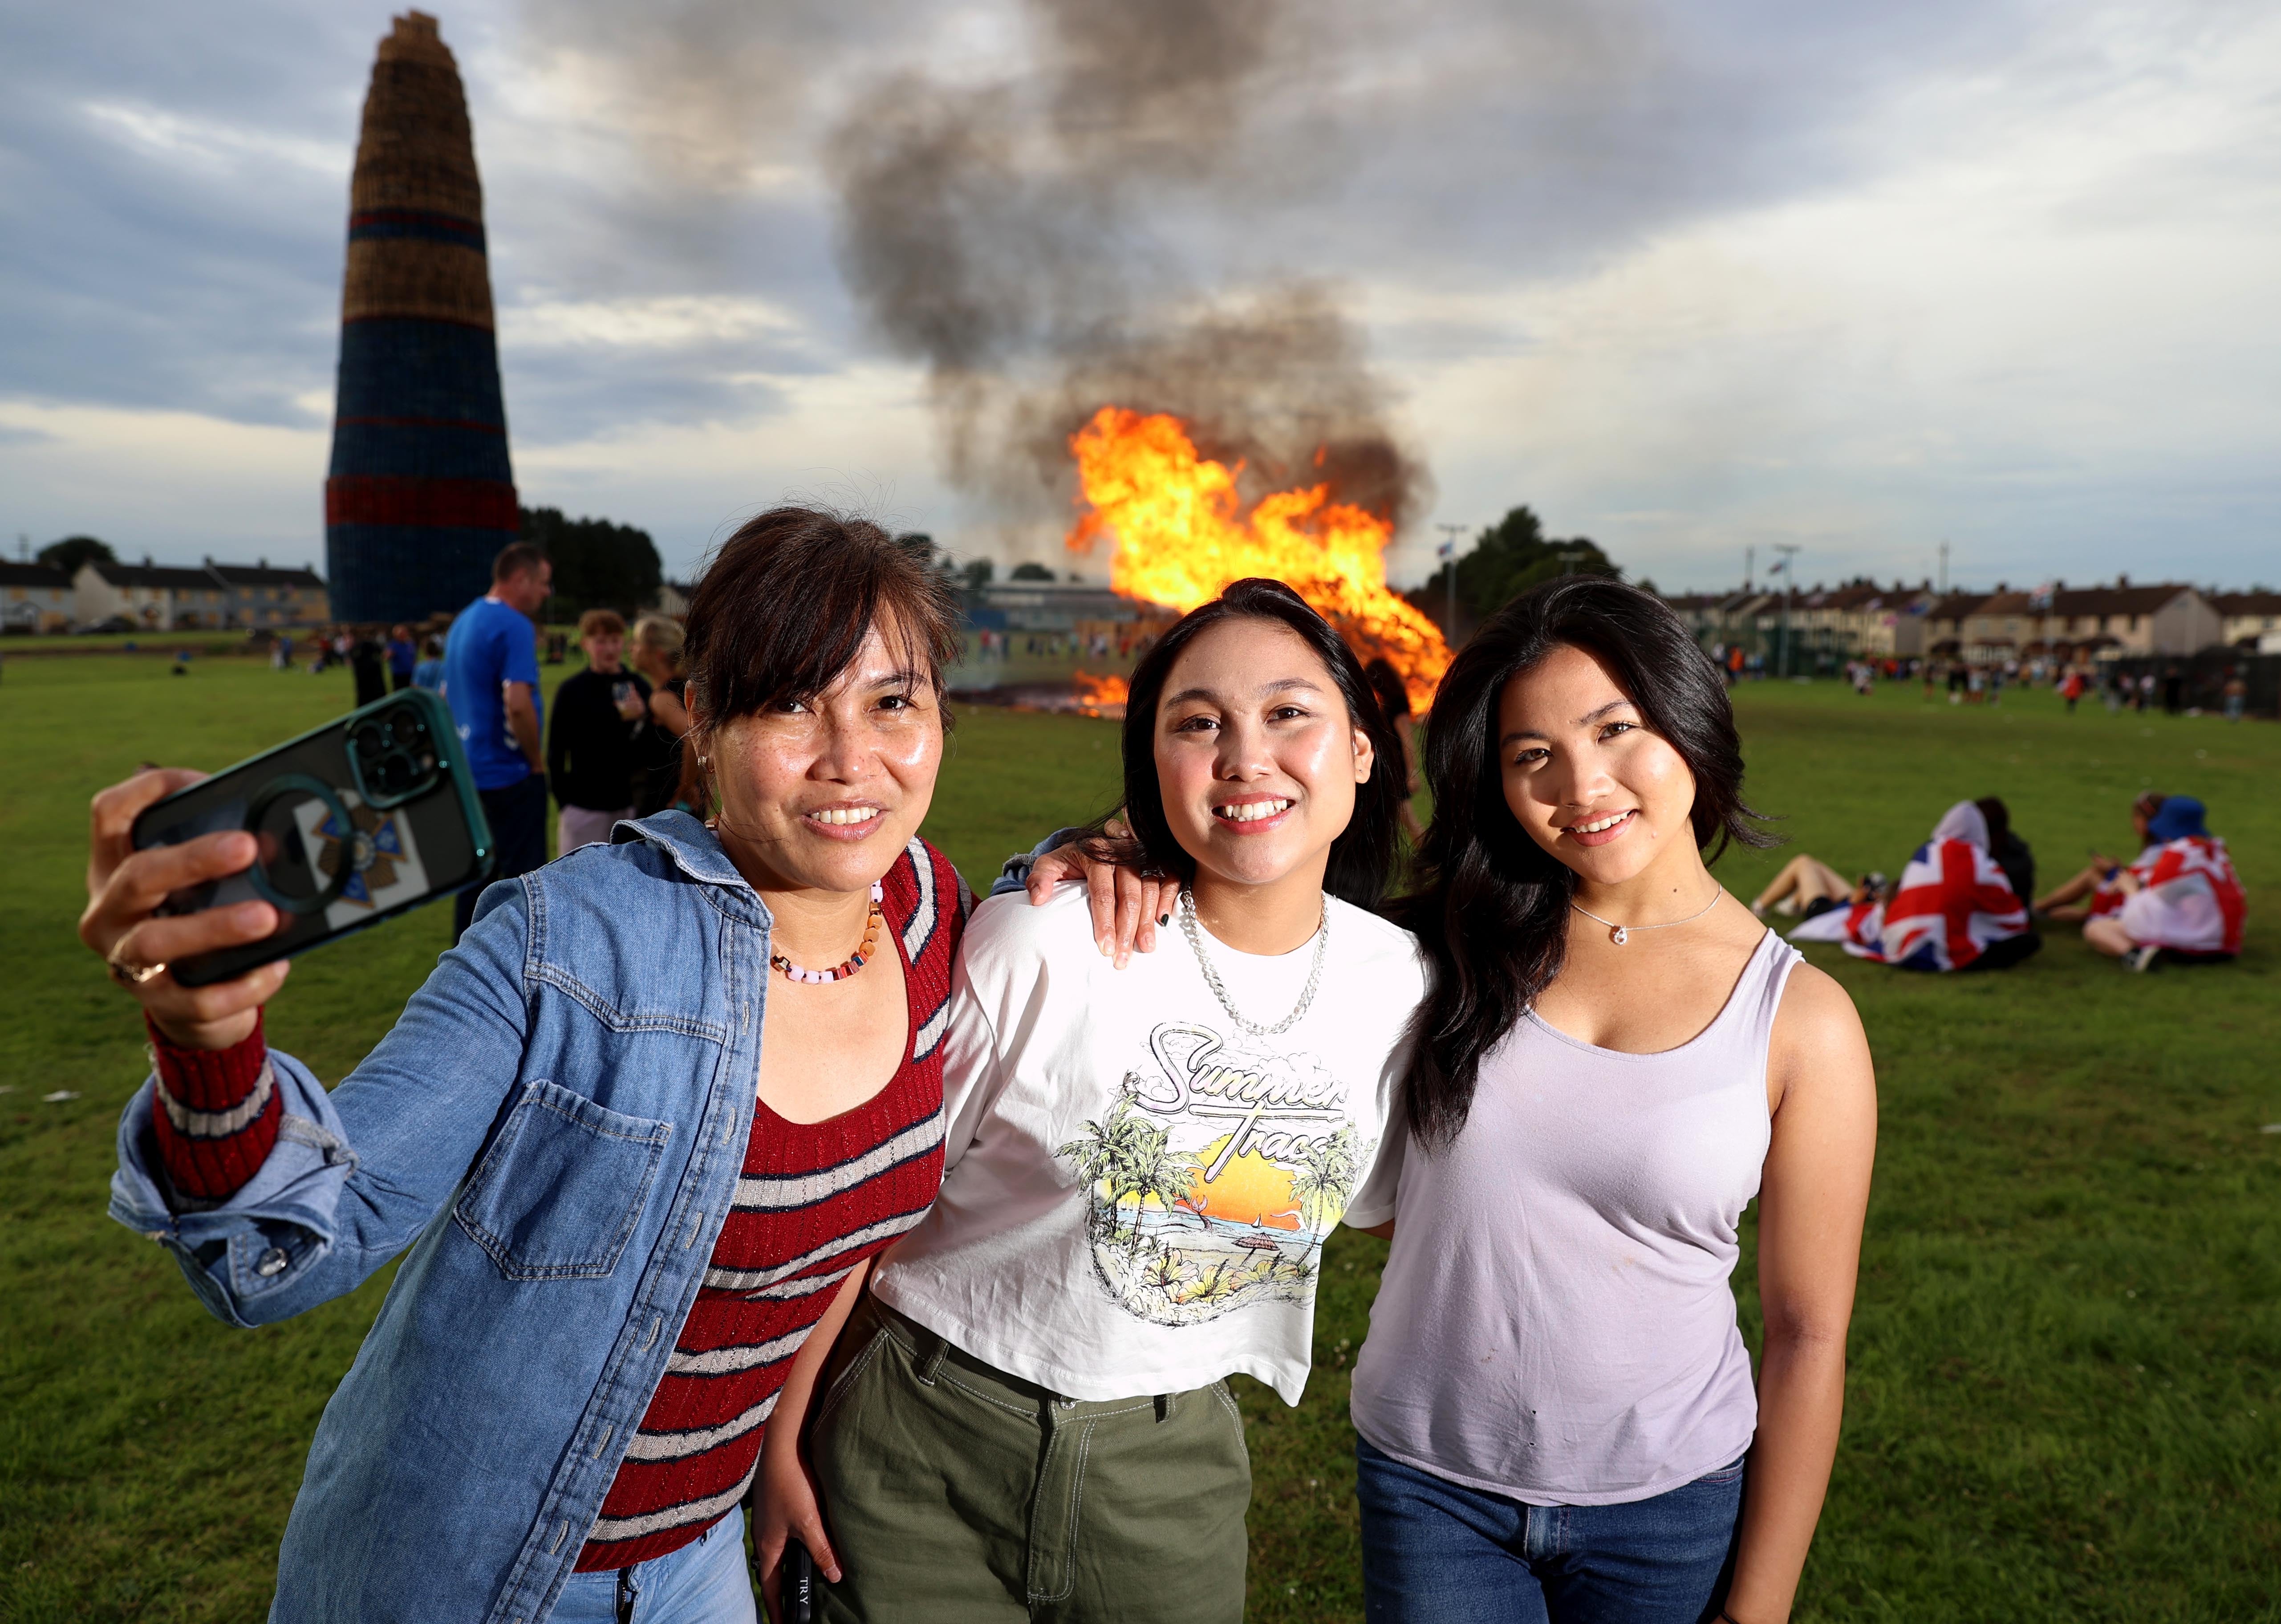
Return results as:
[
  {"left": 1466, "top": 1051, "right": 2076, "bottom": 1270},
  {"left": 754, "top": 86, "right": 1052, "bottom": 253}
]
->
[{"left": 2, "top": 657, "right": 2275, "bottom": 1621}]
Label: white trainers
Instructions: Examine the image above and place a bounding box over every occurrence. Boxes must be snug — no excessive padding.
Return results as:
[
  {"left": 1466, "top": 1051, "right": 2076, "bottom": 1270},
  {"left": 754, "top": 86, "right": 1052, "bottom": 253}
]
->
[{"left": 2121, "top": 944, "right": 2162, "bottom": 973}]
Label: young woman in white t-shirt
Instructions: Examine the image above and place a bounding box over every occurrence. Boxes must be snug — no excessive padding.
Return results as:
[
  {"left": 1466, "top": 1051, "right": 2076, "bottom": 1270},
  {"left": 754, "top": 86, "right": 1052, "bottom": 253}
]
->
[
  {"left": 758, "top": 579, "right": 1425, "bottom": 1623},
  {"left": 1351, "top": 577, "right": 1876, "bottom": 1624}
]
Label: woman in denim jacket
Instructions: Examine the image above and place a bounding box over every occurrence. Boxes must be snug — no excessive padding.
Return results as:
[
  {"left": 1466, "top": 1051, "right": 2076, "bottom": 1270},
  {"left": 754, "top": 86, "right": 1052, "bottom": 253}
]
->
[{"left": 81, "top": 510, "right": 981, "bottom": 1624}]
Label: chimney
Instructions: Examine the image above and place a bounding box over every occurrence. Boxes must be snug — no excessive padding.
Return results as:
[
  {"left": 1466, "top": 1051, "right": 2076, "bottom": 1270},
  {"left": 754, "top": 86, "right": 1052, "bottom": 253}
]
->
[{"left": 2117, "top": 573, "right": 2129, "bottom": 587}]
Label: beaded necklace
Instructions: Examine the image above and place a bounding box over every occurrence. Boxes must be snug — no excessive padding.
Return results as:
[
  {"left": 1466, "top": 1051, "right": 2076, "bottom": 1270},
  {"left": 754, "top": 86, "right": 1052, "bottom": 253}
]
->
[{"left": 770, "top": 881, "right": 885, "bottom": 983}]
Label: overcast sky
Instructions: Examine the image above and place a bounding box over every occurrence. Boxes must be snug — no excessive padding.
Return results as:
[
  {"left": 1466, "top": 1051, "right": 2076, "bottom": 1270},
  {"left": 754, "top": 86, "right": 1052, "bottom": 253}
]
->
[{"left": 3, "top": 0, "right": 2277, "bottom": 593}]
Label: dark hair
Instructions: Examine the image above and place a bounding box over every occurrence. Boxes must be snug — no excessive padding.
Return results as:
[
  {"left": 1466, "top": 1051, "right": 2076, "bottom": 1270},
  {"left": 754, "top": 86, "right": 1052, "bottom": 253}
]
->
[
  {"left": 682, "top": 506, "right": 961, "bottom": 741},
  {"left": 578, "top": 608, "right": 626, "bottom": 639},
  {"left": 1974, "top": 796, "right": 2011, "bottom": 849},
  {"left": 1397, "top": 576, "right": 1775, "bottom": 1147},
  {"left": 1092, "top": 578, "right": 1404, "bottom": 911},
  {"left": 1362, "top": 657, "right": 1412, "bottom": 724},
  {"left": 492, "top": 540, "right": 547, "bottom": 581}
]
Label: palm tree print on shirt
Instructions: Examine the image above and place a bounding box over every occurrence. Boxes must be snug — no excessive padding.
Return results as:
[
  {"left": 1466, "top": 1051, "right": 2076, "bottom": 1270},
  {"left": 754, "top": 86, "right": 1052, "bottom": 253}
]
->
[{"left": 1056, "top": 1026, "right": 1369, "bottom": 1328}]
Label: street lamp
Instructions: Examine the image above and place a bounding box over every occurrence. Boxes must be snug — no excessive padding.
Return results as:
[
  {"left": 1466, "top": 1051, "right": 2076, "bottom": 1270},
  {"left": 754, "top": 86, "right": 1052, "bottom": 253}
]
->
[
  {"left": 1436, "top": 522, "right": 1468, "bottom": 636},
  {"left": 1773, "top": 544, "right": 1802, "bottom": 676}
]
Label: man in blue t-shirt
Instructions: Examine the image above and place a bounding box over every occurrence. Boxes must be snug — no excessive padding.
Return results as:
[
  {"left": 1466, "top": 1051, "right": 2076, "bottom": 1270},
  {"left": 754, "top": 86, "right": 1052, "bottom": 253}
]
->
[
  {"left": 386, "top": 624, "right": 418, "bottom": 691},
  {"left": 442, "top": 542, "right": 554, "bottom": 943}
]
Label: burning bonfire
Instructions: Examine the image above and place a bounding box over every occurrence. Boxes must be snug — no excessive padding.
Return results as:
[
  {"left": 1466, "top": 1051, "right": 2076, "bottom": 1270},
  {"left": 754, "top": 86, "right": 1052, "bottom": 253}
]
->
[
  {"left": 1066, "top": 406, "right": 1451, "bottom": 713},
  {"left": 1071, "top": 670, "right": 1130, "bottom": 717}
]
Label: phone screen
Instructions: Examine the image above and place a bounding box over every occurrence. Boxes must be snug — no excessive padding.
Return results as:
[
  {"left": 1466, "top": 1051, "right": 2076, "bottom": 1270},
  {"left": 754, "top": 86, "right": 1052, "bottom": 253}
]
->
[{"left": 134, "top": 689, "right": 491, "bottom": 986}]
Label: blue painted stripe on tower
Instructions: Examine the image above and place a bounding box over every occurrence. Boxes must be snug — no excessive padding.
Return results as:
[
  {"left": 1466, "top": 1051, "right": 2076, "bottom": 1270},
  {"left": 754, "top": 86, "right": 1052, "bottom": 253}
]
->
[
  {"left": 333, "top": 320, "right": 509, "bottom": 437},
  {"left": 328, "top": 418, "right": 514, "bottom": 482},
  {"left": 325, "top": 524, "right": 514, "bottom": 623},
  {"left": 348, "top": 209, "right": 487, "bottom": 252}
]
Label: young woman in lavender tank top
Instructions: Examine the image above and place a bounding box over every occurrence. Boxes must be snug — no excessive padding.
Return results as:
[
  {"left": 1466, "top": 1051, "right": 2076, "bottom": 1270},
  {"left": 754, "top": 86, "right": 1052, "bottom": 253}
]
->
[{"left": 1350, "top": 578, "right": 1877, "bottom": 1624}]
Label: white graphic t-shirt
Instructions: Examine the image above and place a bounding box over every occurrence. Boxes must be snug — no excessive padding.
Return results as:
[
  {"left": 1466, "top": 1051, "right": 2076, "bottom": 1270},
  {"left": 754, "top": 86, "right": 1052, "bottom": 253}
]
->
[{"left": 871, "top": 883, "right": 1426, "bottom": 1405}]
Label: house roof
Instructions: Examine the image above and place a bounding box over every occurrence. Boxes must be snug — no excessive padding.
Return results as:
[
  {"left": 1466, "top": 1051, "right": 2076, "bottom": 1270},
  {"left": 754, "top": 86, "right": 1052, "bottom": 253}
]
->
[
  {"left": 2210, "top": 591, "right": 2281, "bottom": 617},
  {"left": 205, "top": 562, "right": 326, "bottom": 589},
  {"left": 1924, "top": 592, "right": 1992, "bottom": 623},
  {"left": 2044, "top": 583, "right": 2197, "bottom": 617},
  {"left": 91, "top": 560, "right": 221, "bottom": 592},
  {"left": 0, "top": 563, "right": 72, "bottom": 589}
]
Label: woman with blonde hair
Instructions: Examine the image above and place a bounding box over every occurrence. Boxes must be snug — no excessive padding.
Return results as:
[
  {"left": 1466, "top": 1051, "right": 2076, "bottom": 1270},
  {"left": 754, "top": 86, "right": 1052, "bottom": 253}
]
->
[{"left": 629, "top": 611, "right": 698, "bottom": 817}]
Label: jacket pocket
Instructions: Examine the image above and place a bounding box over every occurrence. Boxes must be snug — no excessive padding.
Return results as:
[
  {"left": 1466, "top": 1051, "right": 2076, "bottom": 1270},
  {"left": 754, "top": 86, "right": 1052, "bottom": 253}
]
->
[{"left": 453, "top": 1080, "right": 672, "bottom": 1280}]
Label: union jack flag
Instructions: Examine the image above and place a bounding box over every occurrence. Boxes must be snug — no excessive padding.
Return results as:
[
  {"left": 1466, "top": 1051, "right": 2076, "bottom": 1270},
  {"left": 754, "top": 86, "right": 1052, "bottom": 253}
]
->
[
  {"left": 1843, "top": 838, "right": 2031, "bottom": 970},
  {"left": 2119, "top": 835, "right": 2244, "bottom": 955}
]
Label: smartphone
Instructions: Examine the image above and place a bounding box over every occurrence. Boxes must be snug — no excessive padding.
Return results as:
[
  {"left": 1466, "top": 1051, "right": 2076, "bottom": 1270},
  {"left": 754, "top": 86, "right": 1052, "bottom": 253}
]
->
[
  {"left": 780, "top": 1540, "right": 816, "bottom": 1624},
  {"left": 130, "top": 688, "right": 494, "bottom": 987}
]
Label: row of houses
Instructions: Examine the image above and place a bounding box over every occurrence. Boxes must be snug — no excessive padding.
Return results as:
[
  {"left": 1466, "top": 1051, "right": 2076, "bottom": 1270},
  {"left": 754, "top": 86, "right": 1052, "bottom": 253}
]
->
[
  {"left": 0, "top": 558, "right": 331, "bottom": 633},
  {"left": 1665, "top": 578, "right": 2281, "bottom": 665}
]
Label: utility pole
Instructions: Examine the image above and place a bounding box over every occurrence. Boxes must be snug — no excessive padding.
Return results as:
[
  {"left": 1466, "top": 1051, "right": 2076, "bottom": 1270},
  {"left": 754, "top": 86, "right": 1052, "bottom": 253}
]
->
[
  {"left": 1773, "top": 544, "right": 1802, "bottom": 676},
  {"left": 1745, "top": 545, "right": 1754, "bottom": 593},
  {"left": 1557, "top": 549, "right": 1587, "bottom": 577},
  {"left": 1938, "top": 540, "right": 1949, "bottom": 594},
  {"left": 1436, "top": 522, "right": 1468, "bottom": 637}
]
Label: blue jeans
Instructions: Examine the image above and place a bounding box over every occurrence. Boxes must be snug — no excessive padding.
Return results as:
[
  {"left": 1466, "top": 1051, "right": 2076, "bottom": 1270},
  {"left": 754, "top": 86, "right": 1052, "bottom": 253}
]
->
[
  {"left": 551, "top": 1506, "right": 758, "bottom": 1623},
  {"left": 1355, "top": 1437, "right": 1744, "bottom": 1624}
]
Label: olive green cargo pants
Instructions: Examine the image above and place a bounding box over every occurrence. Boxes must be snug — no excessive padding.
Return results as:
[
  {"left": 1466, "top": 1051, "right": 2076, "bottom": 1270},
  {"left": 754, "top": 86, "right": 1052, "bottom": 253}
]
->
[{"left": 808, "top": 1295, "right": 1250, "bottom": 1623}]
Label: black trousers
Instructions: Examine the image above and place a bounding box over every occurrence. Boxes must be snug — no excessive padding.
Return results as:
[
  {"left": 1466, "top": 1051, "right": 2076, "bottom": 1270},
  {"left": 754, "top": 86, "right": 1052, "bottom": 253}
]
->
[{"left": 452, "top": 771, "right": 550, "bottom": 944}]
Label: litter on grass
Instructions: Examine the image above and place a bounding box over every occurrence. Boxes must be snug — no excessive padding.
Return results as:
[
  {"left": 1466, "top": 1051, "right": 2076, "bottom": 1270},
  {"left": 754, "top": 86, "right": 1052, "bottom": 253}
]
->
[{"left": 42, "top": 1090, "right": 80, "bottom": 1103}]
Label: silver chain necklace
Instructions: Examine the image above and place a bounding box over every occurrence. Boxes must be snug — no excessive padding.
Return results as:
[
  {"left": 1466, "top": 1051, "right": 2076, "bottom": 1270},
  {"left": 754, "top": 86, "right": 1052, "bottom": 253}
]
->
[
  {"left": 1177, "top": 888, "right": 1330, "bottom": 1037},
  {"left": 1571, "top": 881, "right": 1724, "bottom": 946}
]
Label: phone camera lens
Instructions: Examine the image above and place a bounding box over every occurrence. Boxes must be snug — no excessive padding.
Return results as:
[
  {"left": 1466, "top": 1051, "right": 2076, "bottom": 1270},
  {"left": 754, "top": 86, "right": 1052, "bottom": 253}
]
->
[
  {"left": 354, "top": 724, "right": 385, "bottom": 759},
  {"left": 377, "top": 754, "right": 413, "bottom": 794},
  {"left": 391, "top": 712, "right": 420, "bottom": 746}
]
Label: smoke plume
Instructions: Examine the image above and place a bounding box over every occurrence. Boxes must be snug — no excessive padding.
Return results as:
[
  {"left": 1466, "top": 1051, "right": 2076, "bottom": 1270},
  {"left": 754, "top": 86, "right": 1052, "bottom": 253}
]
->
[{"left": 821, "top": 0, "right": 1432, "bottom": 551}]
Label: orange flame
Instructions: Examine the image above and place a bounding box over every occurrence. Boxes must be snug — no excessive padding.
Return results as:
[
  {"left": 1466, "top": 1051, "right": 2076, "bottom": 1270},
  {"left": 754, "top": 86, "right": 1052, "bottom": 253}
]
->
[
  {"left": 1065, "top": 406, "right": 1450, "bottom": 712},
  {"left": 1071, "top": 671, "right": 1130, "bottom": 716}
]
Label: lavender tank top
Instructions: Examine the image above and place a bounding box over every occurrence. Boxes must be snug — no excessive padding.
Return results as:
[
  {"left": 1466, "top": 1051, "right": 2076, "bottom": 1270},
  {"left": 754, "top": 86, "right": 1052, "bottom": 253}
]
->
[{"left": 1349, "top": 928, "right": 1797, "bottom": 1506}]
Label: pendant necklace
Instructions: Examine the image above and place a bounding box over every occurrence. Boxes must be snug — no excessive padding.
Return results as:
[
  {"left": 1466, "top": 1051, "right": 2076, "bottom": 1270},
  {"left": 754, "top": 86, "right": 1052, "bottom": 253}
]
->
[
  {"left": 1571, "top": 881, "right": 1723, "bottom": 946},
  {"left": 1177, "top": 888, "right": 1329, "bottom": 1038},
  {"left": 770, "top": 882, "right": 885, "bottom": 983}
]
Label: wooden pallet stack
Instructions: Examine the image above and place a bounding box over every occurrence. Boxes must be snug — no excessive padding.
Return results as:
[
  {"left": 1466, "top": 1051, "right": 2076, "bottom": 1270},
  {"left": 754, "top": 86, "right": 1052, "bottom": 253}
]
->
[{"left": 325, "top": 11, "right": 519, "bottom": 625}]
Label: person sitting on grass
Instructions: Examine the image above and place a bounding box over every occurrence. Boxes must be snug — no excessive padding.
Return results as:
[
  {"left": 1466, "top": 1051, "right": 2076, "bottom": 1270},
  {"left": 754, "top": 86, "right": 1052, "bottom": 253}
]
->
[
  {"left": 2034, "top": 790, "right": 2165, "bottom": 923},
  {"left": 1749, "top": 854, "right": 1883, "bottom": 922},
  {"left": 2080, "top": 796, "right": 2245, "bottom": 972},
  {"left": 1839, "top": 800, "right": 2040, "bottom": 971},
  {"left": 1976, "top": 795, "right": 2035, "bottom": 908}
]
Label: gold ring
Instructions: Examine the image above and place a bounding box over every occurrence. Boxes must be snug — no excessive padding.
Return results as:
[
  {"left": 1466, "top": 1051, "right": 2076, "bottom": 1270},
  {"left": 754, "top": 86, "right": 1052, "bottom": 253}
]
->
[{"left": 106, "top": 944, "right": 168, "bottom": 987}]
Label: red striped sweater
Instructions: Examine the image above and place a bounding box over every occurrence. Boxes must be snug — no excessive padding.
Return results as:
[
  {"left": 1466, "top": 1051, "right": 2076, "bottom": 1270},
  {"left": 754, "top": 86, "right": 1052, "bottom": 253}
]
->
[{"left": 143, "top": 836, "right": 970, "bottom": 1572}]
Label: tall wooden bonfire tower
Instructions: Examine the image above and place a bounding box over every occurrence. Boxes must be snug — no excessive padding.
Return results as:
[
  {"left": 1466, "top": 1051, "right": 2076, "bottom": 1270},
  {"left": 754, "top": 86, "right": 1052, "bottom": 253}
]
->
[{"left": 325, "top": 11, "right": 516, "bottom": 624}]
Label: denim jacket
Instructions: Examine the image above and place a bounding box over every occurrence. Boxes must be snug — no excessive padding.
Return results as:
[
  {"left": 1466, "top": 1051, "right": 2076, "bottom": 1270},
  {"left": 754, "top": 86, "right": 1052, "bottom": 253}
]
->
[{"left": 107, "top": 813, "right": 916, "bottom": 1624}]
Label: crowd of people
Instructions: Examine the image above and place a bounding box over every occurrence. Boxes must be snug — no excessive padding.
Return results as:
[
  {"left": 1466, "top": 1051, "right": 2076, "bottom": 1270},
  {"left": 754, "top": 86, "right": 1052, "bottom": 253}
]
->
[
  {"left": 84, "top": 541, "right": 1889, "bottom": 1624},
  {"left": 1757, "top": 789, "right": 2244, "bottom": 974}
]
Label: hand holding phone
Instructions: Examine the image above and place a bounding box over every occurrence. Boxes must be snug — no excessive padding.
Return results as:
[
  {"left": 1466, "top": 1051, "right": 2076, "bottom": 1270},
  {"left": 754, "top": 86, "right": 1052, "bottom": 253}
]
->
[
  {"left": 82, "top": 769, "right": 294, "bottom": 1051},
  {"left": 779, "top": 1540, "right": 816, "bottom": 1624},
  {"left": 82, "top": 691, "right": 494, "bottom": 1046}
]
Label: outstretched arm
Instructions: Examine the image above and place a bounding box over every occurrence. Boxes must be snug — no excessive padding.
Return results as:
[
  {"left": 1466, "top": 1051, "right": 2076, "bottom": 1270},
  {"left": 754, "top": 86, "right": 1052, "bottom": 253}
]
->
[{"left": 1725, "top": 963, "right": 1876, "bottom": 1623}]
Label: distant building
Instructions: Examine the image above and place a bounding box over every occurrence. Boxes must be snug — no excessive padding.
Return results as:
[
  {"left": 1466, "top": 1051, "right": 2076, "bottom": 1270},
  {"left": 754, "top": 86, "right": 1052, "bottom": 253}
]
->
[
  {"left": 1918, "top": 579, "right": 2218, "bottom": 662},
  {"left": 70, "top": 558, "right": 329, "bottom": 631},
  {"left": 974, "top": 579, "right": 1175, "bottom": 632},
  {"left": 74, "top": 560, "right": 231, "bottom": 630},
  {"left": 0, "top": 563, "right": 75, "bottom": 632},
  {"left": 206, "top": 560, "right": 331, "bottom": 629},
  {"left": 652, "top": 580, "right": 694, "bottom": 617},
  {"left": 2211, "top": 591, "right": 2281, "bottom": 649}
]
